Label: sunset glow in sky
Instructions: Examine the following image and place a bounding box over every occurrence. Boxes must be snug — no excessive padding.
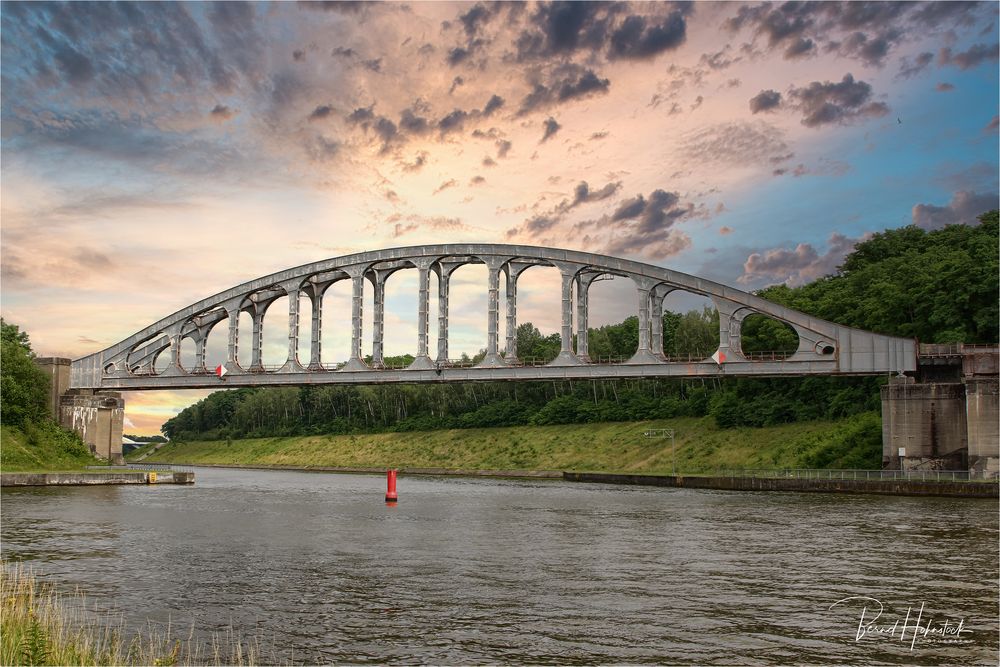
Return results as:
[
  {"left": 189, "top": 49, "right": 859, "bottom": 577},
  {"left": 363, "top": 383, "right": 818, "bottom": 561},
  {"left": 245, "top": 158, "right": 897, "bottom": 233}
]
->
[{"left": 2, "top": 1, "right": 997, "bottom": 434}]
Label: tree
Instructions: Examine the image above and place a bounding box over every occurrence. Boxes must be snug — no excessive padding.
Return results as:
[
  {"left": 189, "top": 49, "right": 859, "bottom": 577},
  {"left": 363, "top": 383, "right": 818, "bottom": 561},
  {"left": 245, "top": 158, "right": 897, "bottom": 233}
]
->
[{"left": 0, "top": 319, "right": 50, "bottom": 427}]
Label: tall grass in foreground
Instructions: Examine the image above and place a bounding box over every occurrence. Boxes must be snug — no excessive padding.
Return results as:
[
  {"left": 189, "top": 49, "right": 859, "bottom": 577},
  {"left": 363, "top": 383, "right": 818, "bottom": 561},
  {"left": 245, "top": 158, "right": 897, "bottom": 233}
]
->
[{"left": 1, "top": 563, "right": 270, "bottom": 666}]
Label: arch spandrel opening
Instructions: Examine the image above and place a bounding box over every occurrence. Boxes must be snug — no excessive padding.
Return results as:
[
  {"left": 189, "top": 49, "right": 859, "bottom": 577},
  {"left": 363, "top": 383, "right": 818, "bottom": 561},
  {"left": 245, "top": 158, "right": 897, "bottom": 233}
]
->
[
  {"left": 446, "top": 263, "right": 489, "bottom": 365},
  {"left": 661, "top": 291, "right": 720, "bottom": 362},
  {"left": 508, "top": 264, "right": 563, "bottom": 365},
  {"left": 581, "top": 274, "right": 635, "bottom": 364},
  {"left": 321, "top": 280, "right": 353, "bottom": 369},
  {"left": 259, "top": 294, "right": 290, "bottom": 370},
  {"left": 739, "top": 313, "right": 800, "bottom": 361}
]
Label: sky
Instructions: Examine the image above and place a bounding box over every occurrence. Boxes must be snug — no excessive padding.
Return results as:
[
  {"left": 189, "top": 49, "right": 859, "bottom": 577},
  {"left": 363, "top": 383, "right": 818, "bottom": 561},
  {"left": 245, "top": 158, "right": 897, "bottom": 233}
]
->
[{"left": 1, "top": 1, "right": 997, "bottom": 435}]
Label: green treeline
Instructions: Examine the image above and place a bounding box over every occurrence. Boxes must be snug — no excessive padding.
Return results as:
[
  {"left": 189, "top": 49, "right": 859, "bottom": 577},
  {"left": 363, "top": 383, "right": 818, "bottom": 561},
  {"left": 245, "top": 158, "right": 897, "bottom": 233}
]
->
[
  {"left": 162, "top": 215, "right": 998, "bottom": 441},
  {"left": 0, "top": 320, "right": 99, "bottom": 471}
]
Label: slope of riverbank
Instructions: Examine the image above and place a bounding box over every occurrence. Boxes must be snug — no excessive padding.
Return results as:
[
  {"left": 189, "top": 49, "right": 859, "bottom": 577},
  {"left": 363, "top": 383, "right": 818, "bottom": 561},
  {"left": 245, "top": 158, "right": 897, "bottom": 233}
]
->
[
  {"left": 131, "top": 413, "right": 882, "bottom": 473},
  {"left": 0, "top": 425, "right": 102, "bottom": 472}
]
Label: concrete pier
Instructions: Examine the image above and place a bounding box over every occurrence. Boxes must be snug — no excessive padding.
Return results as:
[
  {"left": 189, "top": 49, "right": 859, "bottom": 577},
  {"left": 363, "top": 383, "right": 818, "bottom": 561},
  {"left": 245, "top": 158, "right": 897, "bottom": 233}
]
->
[
  {"left": 881, "top": 377, "right": 968, "bottom": 470},
  {"left": 966, "top": 377, "right": 1000, "bottom": 477}
]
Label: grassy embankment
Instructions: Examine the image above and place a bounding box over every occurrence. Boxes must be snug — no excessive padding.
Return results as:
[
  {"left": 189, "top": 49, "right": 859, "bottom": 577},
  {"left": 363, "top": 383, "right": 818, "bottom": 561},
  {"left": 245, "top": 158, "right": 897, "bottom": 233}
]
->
[
  {"left": 0, "top": 562, "right": 261, "bottom": 666},
  {"left": 0, "top": 424, "right": 103, "bottom": 473},
  {"left": 132, "top": 412, "right": 882, "bottom": 472}
]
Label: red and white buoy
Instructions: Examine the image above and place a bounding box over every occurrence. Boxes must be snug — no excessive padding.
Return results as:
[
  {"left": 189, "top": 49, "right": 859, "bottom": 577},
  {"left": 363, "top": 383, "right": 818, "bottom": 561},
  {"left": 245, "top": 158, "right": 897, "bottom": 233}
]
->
[{"left": 385, "top": 469, "right": 398, "bottom": 503}]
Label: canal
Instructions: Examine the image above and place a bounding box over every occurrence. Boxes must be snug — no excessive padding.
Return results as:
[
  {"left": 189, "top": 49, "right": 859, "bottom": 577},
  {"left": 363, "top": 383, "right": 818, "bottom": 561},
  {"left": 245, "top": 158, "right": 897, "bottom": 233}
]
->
[{"left": 1, "top": 467, "right": 997, "bottom": 665}]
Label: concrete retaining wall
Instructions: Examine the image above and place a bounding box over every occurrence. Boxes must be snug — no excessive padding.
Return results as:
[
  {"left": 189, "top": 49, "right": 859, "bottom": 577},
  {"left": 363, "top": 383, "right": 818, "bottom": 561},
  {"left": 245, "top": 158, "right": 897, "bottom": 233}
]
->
[
  {"left": 563, "top": 472, "right": 998, "bottom": 498},
  {"left": 1, "top": 471, "right": 194, "bottom": 486}
]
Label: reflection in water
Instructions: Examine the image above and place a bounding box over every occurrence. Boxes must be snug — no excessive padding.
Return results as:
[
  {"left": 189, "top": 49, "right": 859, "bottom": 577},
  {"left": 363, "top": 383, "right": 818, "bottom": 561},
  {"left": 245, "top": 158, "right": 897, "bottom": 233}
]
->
[{"left": 1, "top": 468, "right": 997, "bottom": 665}]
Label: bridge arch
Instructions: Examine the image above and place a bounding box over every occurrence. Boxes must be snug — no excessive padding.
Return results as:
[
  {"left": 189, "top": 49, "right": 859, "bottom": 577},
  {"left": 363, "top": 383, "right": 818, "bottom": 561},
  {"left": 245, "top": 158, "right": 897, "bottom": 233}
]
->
[{"left": 71, "top": 244, "right": 917, "bottom": 390}]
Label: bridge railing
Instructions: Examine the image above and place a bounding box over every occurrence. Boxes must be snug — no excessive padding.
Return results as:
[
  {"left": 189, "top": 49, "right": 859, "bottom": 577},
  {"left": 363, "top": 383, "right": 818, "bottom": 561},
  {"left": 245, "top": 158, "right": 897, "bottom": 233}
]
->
[{"left": 717, "top": 468, "right": 997, "bottom": 482}]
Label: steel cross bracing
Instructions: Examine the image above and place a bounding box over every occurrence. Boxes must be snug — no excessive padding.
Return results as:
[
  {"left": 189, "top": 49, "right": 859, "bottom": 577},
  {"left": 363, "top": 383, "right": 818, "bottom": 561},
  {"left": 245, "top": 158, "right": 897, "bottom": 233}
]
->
[{"left": 70, "top": 244, "right": 917, "bottom": 390}]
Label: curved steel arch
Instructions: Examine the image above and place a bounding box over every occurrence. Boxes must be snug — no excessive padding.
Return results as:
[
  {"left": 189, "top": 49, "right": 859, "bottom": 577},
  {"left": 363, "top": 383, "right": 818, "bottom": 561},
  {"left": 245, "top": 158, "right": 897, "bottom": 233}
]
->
[{"left": 70, "top": 243, "right": 916, "bottom": 389}]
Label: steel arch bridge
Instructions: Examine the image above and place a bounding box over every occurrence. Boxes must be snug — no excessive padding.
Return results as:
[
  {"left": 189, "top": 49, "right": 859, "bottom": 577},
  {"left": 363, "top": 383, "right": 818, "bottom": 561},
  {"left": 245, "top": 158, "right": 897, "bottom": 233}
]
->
[{"left": 70, "top": 244, "right": 916, "bottom": 390}]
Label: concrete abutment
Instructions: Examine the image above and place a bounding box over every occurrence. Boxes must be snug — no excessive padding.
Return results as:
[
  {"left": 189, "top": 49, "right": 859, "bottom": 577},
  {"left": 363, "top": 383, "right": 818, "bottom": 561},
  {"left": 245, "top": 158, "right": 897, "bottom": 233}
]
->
[{"left": 35, "top": 357, "right": 125, "bottom": 464}]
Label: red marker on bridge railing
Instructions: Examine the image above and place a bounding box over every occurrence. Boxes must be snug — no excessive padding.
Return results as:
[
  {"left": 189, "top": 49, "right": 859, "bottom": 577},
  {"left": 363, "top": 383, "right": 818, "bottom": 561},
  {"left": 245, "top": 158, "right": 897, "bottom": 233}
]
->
[{"left": 385, "top": 469, "right": 398, "bottom": 503}]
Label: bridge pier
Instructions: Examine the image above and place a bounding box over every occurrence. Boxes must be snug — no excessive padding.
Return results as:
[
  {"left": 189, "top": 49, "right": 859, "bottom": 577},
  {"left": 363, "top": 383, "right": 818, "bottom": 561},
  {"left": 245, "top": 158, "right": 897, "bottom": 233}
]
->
[
  {"left": 35, "top": 358, "right": 125, "bottom": 464},
  {"left": 881, "top": 345, "right": 1000, "bottom": 477}
]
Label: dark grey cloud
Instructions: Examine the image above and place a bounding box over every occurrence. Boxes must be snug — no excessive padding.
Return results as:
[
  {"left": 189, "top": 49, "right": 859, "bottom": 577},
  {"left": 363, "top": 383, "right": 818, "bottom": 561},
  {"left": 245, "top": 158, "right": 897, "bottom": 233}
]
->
[
  {"left": 592, "top": 188, "right": 694, "bottom": 258},
  {"left": 540, "top": 117, "right": 561, "bottom": 142},
  {"left": 399, "top": 107, "right": 431, "bottom": 134},
  {"left": 936, "top": 82, "right": 955, "bottom": 92},
  {"left": 938, "top": 43, "right": 999, "bottom": 70},
  {"left": 508, "top": 179, "right": 622, "bottom": 238},
  {"left": 987, "top": 115, "right": 999, "bottom": 133},
  {"left": 608, "top": 12, "right": 687, "bottom": 60},
  {"left": 896, "top": 51, "right": 934, "bottom": 79},
  {"left": 309, "top": 104, "right": 335, "bottom": 121},
  {"left": 438, "top": 109, "right": 469, "bottom": 135},
  {"left": 447, "top": 46, "right": 472, "bottom": 66},
  {"left": 513, "top": 2, "right": 687, "bottom": 63},
  {"left": 362, "top": 58, "right": 382, "bottom": 72},
  {"left": 496, "top": 139, "right": 512, "bottom": 158},
  {"left": 911, "top": 190, "right": 999, "bottom": 229},
  {"left": 517, "top": 65, "right": 610, "bottom": 115},
  {"left": 459, "top": 3, "right": 492, "bottom": 37},
  {"left": 209, "top": 104, "right": 237, "bottom": 121},
  {"left": 482, "top": 94, "right": 505, "bottom": 116},
  {"left": 449, "top": 76, "right": 464, "bottom": 94},
  {"left": 788, "top": 74, "right": 889, "bottom": 127},
  {"left": 293, "top": 49, "right": 306, "bottom": 62},
  {"left": 749, "top": 89, "right": 782, "bottom": 113},
  {"left": 347, "top": 106, "right": 375, "bottom": 123},
  {"left": 469, "top": 175, "right": 486, "bottom": 185},
  {"left": 783, "top": 36, "right": 815, "bottom": 59},
  {"left": 725, "top": 1, "right": 988, "bottom": 67},
  {"left": 332, "top": 46, "right": 358, "bottom": 58}
]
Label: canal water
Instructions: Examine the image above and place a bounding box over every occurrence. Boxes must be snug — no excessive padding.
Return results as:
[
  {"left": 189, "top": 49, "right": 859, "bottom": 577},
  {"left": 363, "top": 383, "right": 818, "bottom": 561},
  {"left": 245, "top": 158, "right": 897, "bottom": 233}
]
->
[{"left": 1, "top": 467, "right": 997, "bottom": 665}]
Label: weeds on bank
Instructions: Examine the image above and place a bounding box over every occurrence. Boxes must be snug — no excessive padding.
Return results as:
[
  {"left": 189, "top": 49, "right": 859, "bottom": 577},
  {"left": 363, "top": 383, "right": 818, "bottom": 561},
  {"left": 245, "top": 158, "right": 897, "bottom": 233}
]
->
[{"left": 0, "top": 562, "right": 271, "bottom": 666}]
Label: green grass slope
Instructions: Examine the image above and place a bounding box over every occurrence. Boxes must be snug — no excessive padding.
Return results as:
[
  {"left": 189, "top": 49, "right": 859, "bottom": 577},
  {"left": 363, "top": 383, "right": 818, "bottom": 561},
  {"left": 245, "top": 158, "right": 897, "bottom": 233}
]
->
[
  {"left": 0, "top": 423, "right": 102, "bottom": 472},
  {"left": 133, "top": 413, "right": 882, "bottom": 473}
]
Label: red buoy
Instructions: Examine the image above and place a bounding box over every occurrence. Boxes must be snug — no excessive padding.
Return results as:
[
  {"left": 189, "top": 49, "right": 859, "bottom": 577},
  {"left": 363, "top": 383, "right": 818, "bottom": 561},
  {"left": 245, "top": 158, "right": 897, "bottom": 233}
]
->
[{"left": 385, "top": 469, "right": 398, "bottom": 503}]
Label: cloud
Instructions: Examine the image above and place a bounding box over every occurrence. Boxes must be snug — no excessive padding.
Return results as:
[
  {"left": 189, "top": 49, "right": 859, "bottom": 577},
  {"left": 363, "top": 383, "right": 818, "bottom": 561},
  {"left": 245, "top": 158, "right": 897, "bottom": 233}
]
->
[
  {"left": 787, "top": 74, "right": 889, "bottom": 127},
  {"left": 607, "top": 12, "right": 687, "bottom": 60},
  {"left": 986, "top": 116, "right": 999, "bottom": 133},
  {"left": 749, "top": 90, "right": 782, "bottom": 113},
  {"left": 540, "top": 117, "right": 561, "bottom": 143},
  {"left": 433, "top": 179, "right": 458, "bottom": 195},
  {"left": 209, "top": 104, "right": 238, "bottom": 121},
  {"left": 575, "top": 188, "right": 696, "bottom": 259},
  {"left": 911, "top": 190, "right": 999, "bottom": 229},
  {"left": 469, "top": 175, "right": 486, "bottom": 186},
  {"left": 390, "top": 214, "right": 466, "bottom": 238},
  {"left": 719, "top": 226, "right": 734, "bottom": 235},
  {"left": 896, "top": 51, "right": 934, "bottom": 79},
  {"left": 496, "top": 139, "right": 512, "bottom": 158},
  {"left": 739, "top": 232, "right": 868, "bottom": 287},
  {"left": 401, "top": 151, "right": 428, "bottom": 172},
  {"left": 482, "top": 94, "right": 505, "bottom": 116},
  {"left": 517, "top": 66, "right": 611, "bottom": 116},
  {"left": 308, "top": 104, "right": 335, "bottom": 121},
  {"left": 682, "top": 121, "right": 790, "bottom": 167},
  {"left": 724, "top": 1, "right": 986, "bottom": 67},
  {"left": 936, "top": 82, "right": 955, "bottom": 92},
  {"left": 938, "top": 43, "right": 1000, "bottom": 70},
  {"left": 437, "top": 109, "right": 469, "bottom": 135},
  {"left": 507, "top": 179, "right": 622, "bottom": 238}
]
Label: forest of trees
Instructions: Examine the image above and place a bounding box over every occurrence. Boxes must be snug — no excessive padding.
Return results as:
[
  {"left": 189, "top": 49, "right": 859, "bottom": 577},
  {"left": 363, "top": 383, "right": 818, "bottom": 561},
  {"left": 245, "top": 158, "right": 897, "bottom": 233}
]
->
[{"left": 162, "top": 214, "right": 998, "bottom": 441}]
